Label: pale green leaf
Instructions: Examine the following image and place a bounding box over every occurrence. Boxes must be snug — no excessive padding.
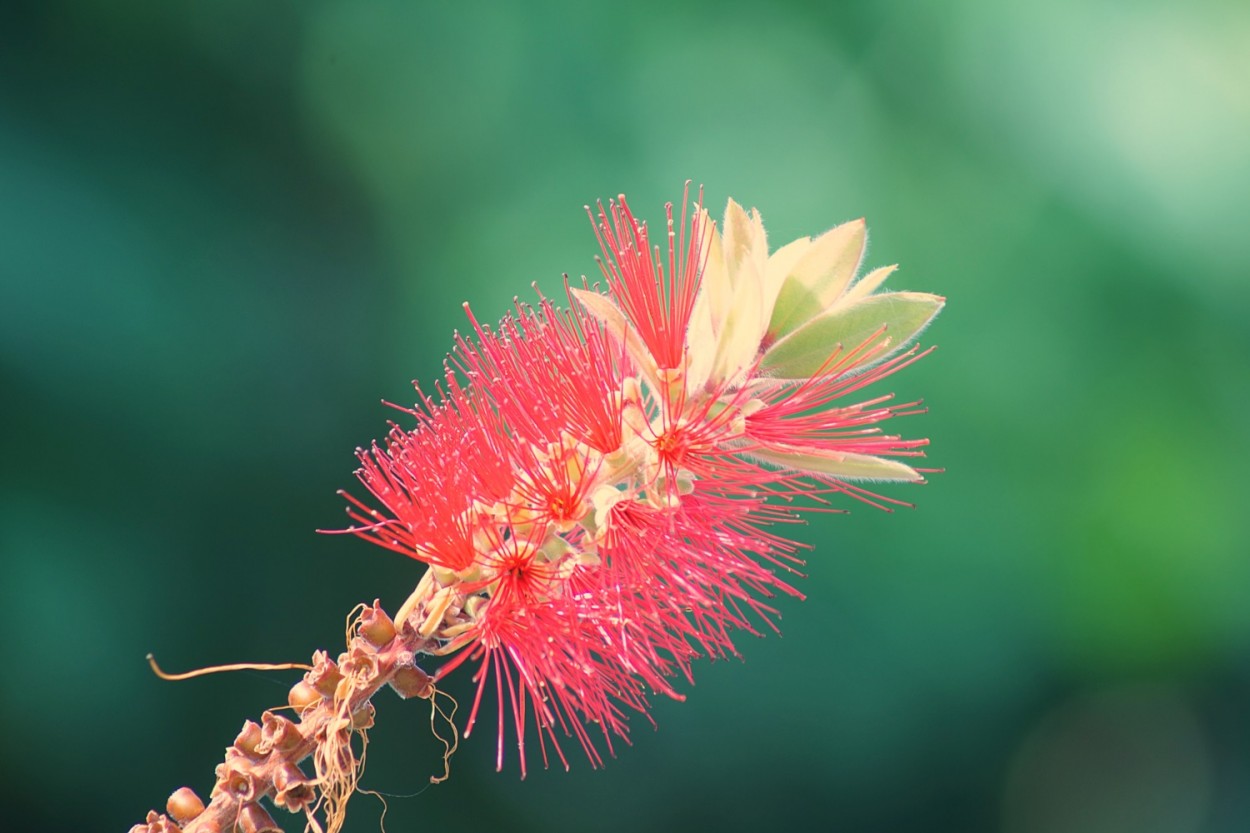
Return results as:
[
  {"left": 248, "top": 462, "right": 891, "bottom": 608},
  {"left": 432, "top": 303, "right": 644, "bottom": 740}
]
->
[
  {"left": 766, "top": 218, "right": 866, "bottom": 341},
  {"left": 760, "top": 291, "right": 944, "bottom": 379},
  {"left": 753, "top": 446, "right": 922, "bottom": 481},
  {"left": 766, "top": 275, "right": 825, "bottom": 348}
]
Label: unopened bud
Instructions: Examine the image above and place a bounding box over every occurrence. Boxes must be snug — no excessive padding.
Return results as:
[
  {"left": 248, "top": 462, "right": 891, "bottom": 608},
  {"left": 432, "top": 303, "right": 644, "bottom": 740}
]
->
[
  {"left": 464, "top": 594, "right": 488, "bottom": 619},
  {"left": 430, "top": 564, "right": 458, "bottom": 586},
  {"left": 165, "top": 787, "right": 205, "bottom": 824},
  {"left": 287, "top": 680, "right": 321, "bottom": 713},
  {"left": 359, "top": 602, "right": 396, "bottom": 645}
]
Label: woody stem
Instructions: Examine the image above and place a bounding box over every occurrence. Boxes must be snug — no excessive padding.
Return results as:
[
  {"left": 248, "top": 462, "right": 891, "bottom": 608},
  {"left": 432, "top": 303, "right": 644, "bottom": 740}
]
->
[{"left": 130, "top": 601, "right": 435, "bottom": 833}]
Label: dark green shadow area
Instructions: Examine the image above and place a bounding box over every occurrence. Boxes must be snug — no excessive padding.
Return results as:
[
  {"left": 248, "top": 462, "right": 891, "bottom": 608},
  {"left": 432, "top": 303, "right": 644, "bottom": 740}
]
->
[{"left": 2, "top": 1, "right": 1248, "bottom": 831}]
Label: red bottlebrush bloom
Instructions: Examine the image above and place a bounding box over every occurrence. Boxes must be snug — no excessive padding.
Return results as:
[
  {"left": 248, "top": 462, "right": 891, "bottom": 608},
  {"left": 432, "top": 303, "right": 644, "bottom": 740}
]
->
[
  {"left": 338, "top": 188, "right": 944, "bottom": 774},
  {"left": 588, "top": 183, "right": 708, "bottom": 372}
]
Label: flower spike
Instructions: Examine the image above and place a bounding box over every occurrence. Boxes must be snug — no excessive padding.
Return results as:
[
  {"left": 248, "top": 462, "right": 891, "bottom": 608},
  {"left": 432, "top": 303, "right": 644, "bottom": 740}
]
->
[
  {"left": 134, "top": 186, "right": 943, "bottom": 833},
  {"left": 342, "top": 187, "right": 943, "bottom": 772}
]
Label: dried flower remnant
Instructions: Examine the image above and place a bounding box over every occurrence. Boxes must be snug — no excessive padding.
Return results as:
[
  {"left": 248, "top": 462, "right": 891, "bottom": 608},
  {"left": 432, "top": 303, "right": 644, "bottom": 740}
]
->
[
  {"left": 343, "top": 185, "right": 944, "bottom": 774},
  {"left": 132, "top": 186, "right": 943, "bottom": 833},
  {"left": 135, "top": 603, "right": 441, "bottom": 833}
]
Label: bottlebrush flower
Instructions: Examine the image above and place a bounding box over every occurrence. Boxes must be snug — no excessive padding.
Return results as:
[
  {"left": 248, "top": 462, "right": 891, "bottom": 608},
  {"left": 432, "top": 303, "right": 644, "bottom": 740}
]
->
[{"left": 341, "top": 185, "right": 944, "bottom": 776}]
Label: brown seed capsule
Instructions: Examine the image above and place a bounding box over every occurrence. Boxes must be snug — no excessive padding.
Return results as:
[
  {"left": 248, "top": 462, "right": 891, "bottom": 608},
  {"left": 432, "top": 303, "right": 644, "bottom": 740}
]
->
[
  {"left": 165, "top": 787, "right": 205, "bottom": 823},
  {"left": 273, "top": 767, "right": 317, "bottom": 814},
  {"left": 135, "top": 810, "right": 182, "bottom": 833},
  {"left": 272, "top": 760, "right": 309, "bottom": 793},
  {"left": 390, "top": 663, "right": 434, "bottom": 699},
  {"left": 340, "top": 643, "right": 381, "bottom": 680},
  {"left": 213, "top": 761, "right": 261, "bottom": 803},
  {"left": 351, "top": 701, "right": 376, "bottom": 729},
  {"left": 287, "top": 680, "right": 322, "bottom": 713},
  {"left": 359, "top": 602, "right": 397, "bottom": 646},
  {"left": 233, "top": 720, "right": 264, "bottom": 758},
  {"left": 259, "top": 711, "right": 303, "bottom": 754},
  {"left": 307, "top": 651, "right": 344, "bottom": 698},
  {"left": 236, "top": 802, "right": 282, "bottom": 833}
]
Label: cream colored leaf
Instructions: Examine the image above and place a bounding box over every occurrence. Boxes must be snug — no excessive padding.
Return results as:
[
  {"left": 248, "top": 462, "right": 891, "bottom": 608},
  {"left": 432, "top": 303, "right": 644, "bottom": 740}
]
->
[
  {"left": 568, "top": 287, "right": 658, "bottom": 383},
  {"left": 841, "top": 264, "right": 898, "bottom": 305},
  {"left": 691, "top": 200, "right": 773, "bottom": 389},
  {"left": 765, "top": 236, "right": 812, "bottom": 297},
  {"left": 721, "top": 198, "right": 758, "bottom": 284}
]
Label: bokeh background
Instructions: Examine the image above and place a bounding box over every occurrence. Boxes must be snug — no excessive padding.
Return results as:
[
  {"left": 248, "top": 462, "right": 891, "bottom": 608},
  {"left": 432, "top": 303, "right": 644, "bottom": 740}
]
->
[{"left": 3, "top": 1, "right": 1248, "bottom": 831}]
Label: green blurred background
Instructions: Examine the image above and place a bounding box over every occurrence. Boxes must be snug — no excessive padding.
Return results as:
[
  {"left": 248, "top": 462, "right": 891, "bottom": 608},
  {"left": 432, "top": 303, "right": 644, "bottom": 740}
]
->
[{"left": 3, "top": 1, "right": 1248, "bottom": 831}]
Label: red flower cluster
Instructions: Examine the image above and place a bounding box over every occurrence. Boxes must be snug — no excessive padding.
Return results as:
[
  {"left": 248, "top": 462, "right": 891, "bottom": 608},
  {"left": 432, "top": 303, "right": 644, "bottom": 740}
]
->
[{"left": 339, "top": 187, "right": 943, "bottom": 775}]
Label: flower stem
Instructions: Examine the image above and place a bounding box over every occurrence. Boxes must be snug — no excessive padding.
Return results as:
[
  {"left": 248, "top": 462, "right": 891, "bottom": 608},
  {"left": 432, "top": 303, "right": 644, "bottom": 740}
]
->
[{"left": 131, "top": 601, "right": 435, "bottom": 833}]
